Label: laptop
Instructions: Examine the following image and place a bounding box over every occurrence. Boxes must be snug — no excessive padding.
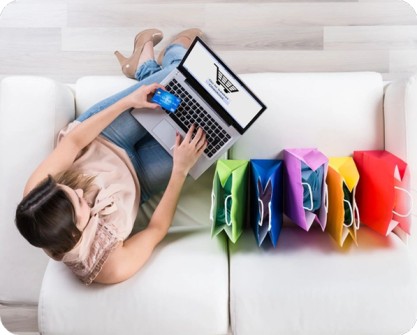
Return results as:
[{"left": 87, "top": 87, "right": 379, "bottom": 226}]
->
[{"left": 131, "top": 37, "right": 267, "bottom": 179}]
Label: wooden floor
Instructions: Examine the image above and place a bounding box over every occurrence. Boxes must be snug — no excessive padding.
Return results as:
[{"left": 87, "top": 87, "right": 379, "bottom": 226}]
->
[
  {"left": 0, "top": 303, "right": 37, "bottom": 334},
  {"left": 1, "top": 0, "right": 417, "bottom": 334},
  {"left": 0, "top": 0, "right": 417, "bottom": 84}
]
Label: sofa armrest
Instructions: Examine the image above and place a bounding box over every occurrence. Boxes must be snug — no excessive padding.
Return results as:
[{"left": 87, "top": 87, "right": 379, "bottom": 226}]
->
[
  {"left": 0, "top": 76, "right": 75, "bottom": 304},
  {"left": 384, "top": 74, "right": 417, "bottom": 253}
]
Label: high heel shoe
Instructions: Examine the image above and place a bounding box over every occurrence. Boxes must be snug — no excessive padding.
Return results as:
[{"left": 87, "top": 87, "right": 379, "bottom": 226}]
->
[
  {"left": 114, "top": 28, "right": 163, "bottom": 79},
  {"left": 157, "top": 28, "right": 204, "bottom": 65}
]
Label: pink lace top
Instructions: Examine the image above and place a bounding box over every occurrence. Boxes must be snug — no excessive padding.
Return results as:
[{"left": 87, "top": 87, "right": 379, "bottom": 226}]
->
[{"left": 50, "top": 121, "right": 140, "bottom": 285}]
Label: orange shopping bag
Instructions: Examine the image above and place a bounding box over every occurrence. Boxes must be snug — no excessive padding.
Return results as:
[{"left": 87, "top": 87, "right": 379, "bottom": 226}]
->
[
  {"left": 353, "top": 150, "right": 412, "bottom": 238},
  {"left": 326, "top": 157, "right": 360, "bottom": 247}
]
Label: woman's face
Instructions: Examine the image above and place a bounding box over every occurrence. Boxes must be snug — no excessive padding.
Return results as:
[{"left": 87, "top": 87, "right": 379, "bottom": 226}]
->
[{"left": 59, "top": 184, "right": 91, "bottom": 230}]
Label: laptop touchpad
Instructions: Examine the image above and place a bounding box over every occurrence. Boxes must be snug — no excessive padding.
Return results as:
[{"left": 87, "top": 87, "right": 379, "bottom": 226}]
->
[{"left": 153, "top": 119, "right": 176, "bottom": 151}]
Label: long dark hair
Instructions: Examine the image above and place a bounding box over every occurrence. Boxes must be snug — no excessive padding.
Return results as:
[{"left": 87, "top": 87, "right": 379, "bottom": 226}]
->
[{"left": 15, "top": 171, "right": 94, "bottom": 258}]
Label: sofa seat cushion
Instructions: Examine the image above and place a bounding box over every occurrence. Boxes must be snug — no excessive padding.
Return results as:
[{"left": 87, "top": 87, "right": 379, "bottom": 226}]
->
[
  {"left": 75, "top": 76, "right": 218, "bottom": 231},
  {"left": 229, "top": 226, "right": 417, "bottom": 335},
  {"left": 39, "top": 228, "right": 229, "bottom": 335},
  {"left": 134, "top": 165, "right": 215, "bottom": 232}
]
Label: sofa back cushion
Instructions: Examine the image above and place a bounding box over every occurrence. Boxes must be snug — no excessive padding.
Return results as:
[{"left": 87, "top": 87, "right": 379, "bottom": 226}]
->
[
  {"left": 75, "top": 76, "right": 138, "bottom": 117},
  {"left": 0, "top": 76, "right": 74, "bottom": 304},
  {"left": 229, "top": 72, "right": 384, "bottom": 160}
]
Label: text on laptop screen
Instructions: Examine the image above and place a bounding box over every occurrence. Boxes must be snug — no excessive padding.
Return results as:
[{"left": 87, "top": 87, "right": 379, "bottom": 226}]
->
[{"left": 182, "top": 41, "right": 263, "bottom": 129}]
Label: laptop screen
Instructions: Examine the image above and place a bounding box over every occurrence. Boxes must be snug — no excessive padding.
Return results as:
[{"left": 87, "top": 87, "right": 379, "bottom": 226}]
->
[{"left": 179, "top": 38, "right": 266, "bottom": 133}]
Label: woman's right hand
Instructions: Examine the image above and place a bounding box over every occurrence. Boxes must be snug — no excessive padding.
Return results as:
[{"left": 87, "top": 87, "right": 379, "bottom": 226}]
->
[
  {"left": 124, "top": 83, "right": 165, "bottom": 110},
  {"left": 172, "top": 125, "right": 207, "bottom": 177}
]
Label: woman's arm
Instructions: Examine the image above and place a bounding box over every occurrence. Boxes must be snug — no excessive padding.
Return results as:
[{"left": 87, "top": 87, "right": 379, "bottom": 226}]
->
[
  {"left": 95, "top": 126, "right": 207, "bottom": 284},
  {"left": 23, "top": 83, "right": 163, "bottom": 196}
]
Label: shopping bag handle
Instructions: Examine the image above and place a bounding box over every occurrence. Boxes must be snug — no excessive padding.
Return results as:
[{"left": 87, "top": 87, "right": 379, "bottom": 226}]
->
[
  {"left": 225, "top": 195, "right": 233, "bottom": 226},
  {"left": 354, "top": 202, "right": 360, "bottom": 230},
  {"left": 343, "top": 199, "right": 354, "bottom": 228},
  {"left": 257, "top": 199, "right": 272, "bottom": 231},
  {"left": 302, "top": 182, "right": 314, "bottom": 211},
  {"left": 210, "top": 191, "right": 215, "bottom": 221},
  {"left": 342, "top": 198, "right": 361, "bottom": 230},
  {"left": 258, "top": 199, "right": 264, "bottom": 227},
  {"left": 267, "top": 202, "right": 272, "bottom": 231},
  {"left": 324, "top": 185, "right": 329, "bottom": 214},
  {"left": 343, "top": 199, "right": 361, "bottom": 229},
  {"left": 393, "top": 186, "right": 414, "bottom": 218}
]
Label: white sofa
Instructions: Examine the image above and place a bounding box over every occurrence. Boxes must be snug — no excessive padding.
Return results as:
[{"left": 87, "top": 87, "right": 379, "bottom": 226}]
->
[{"left": 1, "top": 72, "right": 417, "bottom": 335}]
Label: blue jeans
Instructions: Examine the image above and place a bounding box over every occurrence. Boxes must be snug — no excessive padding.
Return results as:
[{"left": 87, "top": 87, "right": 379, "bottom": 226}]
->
[{"left": 77, "top": 44, "right": 186, "bottom": 203}]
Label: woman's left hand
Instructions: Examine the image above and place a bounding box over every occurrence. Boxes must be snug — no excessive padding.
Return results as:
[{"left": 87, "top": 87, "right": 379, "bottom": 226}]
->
[
  {"left": 125, "top": 83, "right": 166, "bottom": 109},
  {"left": 172, "top": 125, "right": 207, "bottom": 177}
]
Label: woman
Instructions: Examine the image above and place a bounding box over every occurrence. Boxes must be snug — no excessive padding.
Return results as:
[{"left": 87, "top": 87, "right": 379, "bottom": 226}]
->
[{"left": 15, "top": 28, "right": 206, "bottom": 285}]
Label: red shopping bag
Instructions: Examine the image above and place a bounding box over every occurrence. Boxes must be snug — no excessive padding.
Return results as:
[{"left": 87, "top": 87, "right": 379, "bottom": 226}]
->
[{"left": 353, "top": 150, "right": 412, "bottom": 238}]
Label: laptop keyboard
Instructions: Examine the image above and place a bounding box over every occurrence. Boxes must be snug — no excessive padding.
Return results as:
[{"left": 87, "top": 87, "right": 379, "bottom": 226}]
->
[{"left": 164, "top": 79, "right": 231, "bottom": 158}]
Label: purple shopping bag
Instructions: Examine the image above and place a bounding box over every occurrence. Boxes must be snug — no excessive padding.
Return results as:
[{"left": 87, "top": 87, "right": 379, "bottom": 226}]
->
[{"left": 284, "top": 148, "right": 329, "bottom": 231}]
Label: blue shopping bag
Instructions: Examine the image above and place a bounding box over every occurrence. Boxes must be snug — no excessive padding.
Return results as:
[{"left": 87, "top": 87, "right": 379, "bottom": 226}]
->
[{"left": 250, "top": 160, "right": 284, "bottom": 247}]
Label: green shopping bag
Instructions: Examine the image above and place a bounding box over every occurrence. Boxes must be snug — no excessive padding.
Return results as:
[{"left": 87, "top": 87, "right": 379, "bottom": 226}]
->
[{"left": 210, "top": 160, "right": 249, "bottom": 243}]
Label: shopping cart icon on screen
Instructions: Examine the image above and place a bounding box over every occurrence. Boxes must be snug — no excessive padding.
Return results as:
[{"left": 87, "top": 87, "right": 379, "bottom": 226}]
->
[{"left": 215, "top": 64, "right": 239, "bottom": 94}]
